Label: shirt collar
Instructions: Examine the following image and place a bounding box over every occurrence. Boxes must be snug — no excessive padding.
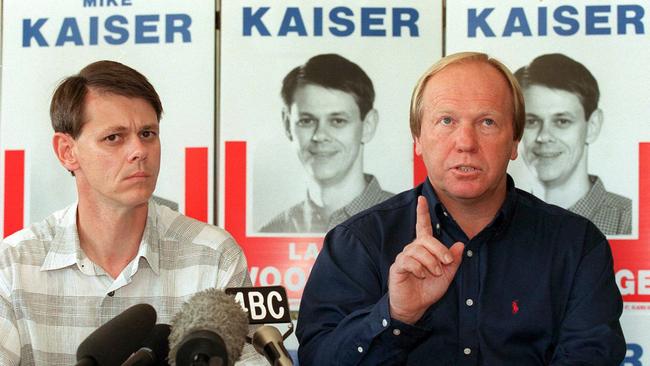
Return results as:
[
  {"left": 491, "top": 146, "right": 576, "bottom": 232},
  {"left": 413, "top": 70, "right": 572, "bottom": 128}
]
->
[
  {"left": 41, "top": 199, "right": 161, "bottom": 276},
  {"left": 340, "top": 174, "right": 384, "bottom": 218},
  {"left": 421, "top": 174, "right": 517, "bottom": 237},
  {"left": 568, "top": 175, "right": 603, "bottom": 219},
  {"left": 302, "top": 174, "right": 384, "bottom": 230}
]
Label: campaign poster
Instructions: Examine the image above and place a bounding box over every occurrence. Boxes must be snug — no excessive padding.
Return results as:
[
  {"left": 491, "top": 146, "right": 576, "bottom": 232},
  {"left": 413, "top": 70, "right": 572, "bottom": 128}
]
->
[
  {"left": 1, "top": 0, "right": 216, "bottom": 237},
  {"left": 219, "top": 0, "right": 443, "bottom": 310},
  {"left": 446, "top": 0, "right": 650, "bottom": 363}
]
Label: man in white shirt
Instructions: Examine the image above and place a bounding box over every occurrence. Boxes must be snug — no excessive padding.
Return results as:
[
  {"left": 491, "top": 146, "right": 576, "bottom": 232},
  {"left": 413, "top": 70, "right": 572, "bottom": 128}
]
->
[{"left": 0, "top": 60, "right": 264, "bottom": 365}]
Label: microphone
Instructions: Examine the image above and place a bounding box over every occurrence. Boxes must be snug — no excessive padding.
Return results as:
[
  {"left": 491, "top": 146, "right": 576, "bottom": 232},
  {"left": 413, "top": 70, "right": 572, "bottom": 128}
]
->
[
  {"left": 251, "top": 326, "right": 293, "bottom": 366},
  {"left": 225, "top": 286, "right": 294, "bottom": 366},
  {"left": 76, "top": 303, "right": 157, "bottom": 366},
  {"left": 121, "top": 323, "right": 171, "bottom": 366},
  {"left": 168, "top": 288, "right": 249, "bottom": 366}
]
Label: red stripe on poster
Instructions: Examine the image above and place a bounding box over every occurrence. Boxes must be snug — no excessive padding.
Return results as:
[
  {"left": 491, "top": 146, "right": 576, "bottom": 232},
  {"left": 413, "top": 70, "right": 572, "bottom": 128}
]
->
[
  {"left": 224, "top": 141, "right": 322, "bottom": 306},
  {"left": 611, "top": 142, "right": 650, "bottom": 302},
  {"left": 4, "top": 150, "right": 25, "bottom": 238},
  {"left": 185, "top": 147, "right": 208, "bottom": 223},
  {"left": 225, "top": 142, "right": 246, "bottom": 243},
  {"left": 413, "top": 144, "right": 427, "bottom": 186}
]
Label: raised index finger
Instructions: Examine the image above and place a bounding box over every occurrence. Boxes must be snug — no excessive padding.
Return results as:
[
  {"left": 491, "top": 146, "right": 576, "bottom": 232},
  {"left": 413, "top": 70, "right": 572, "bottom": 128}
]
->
[{"left": 416, "top": 195, "right": 434, "bottom": 238}]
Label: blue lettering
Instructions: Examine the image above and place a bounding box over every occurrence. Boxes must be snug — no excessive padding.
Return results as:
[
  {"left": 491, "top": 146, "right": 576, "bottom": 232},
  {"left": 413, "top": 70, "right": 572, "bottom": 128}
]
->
[
  {"left": 56, "top": 17, "right": 83, "bottom": 46},
  {"left": 392, "top": 8, "right": 419, "bottom": 37},
  {"left": 166, "top": 14, "right": 192, "bottom": 43},
  {"left": 361, "top": 8, "right": 385, "bottom": 36},
  {"left": 553, "top": 6, "right": 579, "bottom": 36},
  {"left": 243, "top": 7, "right": 270, "bottom": 36},
  {"left": 622, "top": 343, "right": 642, "bottom": 366},
  {"left": 538, "top": 7, "right": 548, "bottom": 36},
  {"left": 618, "top": 5, "right": 644, "bottom": 34},
  {"left": 314, "top": 8, "right": 323, "bottom": 36},
  {"left": 502, "top": 7, "right": 532, "bottom": 36},
  {"left": 278, "top": 7, "right": 307, "bottom": 36},
  {"left": 468, "top": 8, "right": 495, "bottom": 37},
  {"left": 329, "top": 6, "right": 354, "bottom": 36},
  {"left": 586, "top": 5, "right": 611, "bottom": 35},
  {"left": 106, "top": 0, "right": 118, "bottom": 6},
  {"left": 104, "top": 15, "right": 128, "bottom": 45},
  {"left": 22, "top": 18, "right": 48, "bottom": 47},
  {"left": 123, "top": 0, "right": 132, "bottom": 5},
  {"left": 89, "top": 16, "right": 98, "bottom": 45},
  {"left": 135, "top": 14, "right": 159, "bottom": 43},
  {"left": 83, "top": 0, "right": 97, "bottom": 7}
]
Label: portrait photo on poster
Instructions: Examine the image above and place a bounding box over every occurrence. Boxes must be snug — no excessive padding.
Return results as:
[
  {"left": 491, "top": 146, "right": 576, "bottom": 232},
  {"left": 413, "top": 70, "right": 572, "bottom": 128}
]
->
[
  {"left": 253, "top": 53, "right": 395, "bottom": 234},
  {"left": 514, "top": 53, "right": 632, "bottom": 236}
]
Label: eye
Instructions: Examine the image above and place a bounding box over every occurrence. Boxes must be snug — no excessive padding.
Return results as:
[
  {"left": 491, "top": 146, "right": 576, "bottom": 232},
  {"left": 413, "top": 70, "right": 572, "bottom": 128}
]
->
[
  {"left": 482, "top": 118, "right": 495, "bottom": 127},
  {"left": 330, "top": 118, "right": 348, "bottom": 127},
  {"left": 140, "top": 130, "right": 158, "bottom": 139},
  {"left": 103, "top": 134, "right": 121, "bottom": 143},
  {"left": 440, "top": 116, "right": 453, "bottom": 125},
  {"left": 525, "top": 118, "right": 541, "bottom": 129},
  {"left": 555, "top": 118, "right": 572, "bottom": 128},
  {"left": 296, "top": 118, "right": 316, "bottom": 127}
]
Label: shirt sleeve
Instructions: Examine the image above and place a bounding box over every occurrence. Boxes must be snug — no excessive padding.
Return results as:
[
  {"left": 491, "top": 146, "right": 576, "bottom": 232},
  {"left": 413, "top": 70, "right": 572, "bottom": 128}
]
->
[
  {"left": 216, "top": 236, "right": 253, "bottom": 289},
  {"left": 0, "top": 271, "right": 20, "bottom": 366},
  {"left": 297, "top": 226, "right": 430, "bottom": 365},
  {"left": 550, "top": 233, "right": 626, "bottom": 365}
]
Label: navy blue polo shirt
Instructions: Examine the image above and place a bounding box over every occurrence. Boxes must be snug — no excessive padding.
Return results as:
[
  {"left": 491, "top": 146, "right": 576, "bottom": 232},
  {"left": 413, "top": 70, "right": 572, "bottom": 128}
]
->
[{"left": 297, "top": 176, "right": 625, "bottom": 365}]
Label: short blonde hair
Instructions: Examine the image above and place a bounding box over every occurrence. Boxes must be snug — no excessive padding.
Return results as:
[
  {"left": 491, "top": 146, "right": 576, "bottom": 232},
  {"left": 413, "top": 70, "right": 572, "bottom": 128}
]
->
[{"left": 409, "top": 52, "right": 525, "bottom": 141}]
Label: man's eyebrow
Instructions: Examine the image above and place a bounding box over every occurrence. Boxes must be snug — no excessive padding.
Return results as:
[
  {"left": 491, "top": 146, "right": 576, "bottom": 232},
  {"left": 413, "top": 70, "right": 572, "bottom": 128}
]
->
[
  {"left": 552, "top": 111, "right": 578, "bottom": 118},
  {"left": 329, "top": 111, "right": 351, "bottom": 117},
  {"left": 98, "top": 125, "right": 128, "bottom": 134},
  {"left": 140, "top": 124, "right": 159, "bottom": 131}
]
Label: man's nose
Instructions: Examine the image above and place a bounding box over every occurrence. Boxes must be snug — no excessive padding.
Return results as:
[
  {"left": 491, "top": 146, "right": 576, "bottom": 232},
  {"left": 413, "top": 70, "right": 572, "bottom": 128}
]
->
[
  {"left": 455, "top": 123, "right": 479, "bottom": 152},
  {"left": 311, "top": 121, "right": 332, "bottom": 142},
  {"left": 127, "top": 136, "right": 148, "bottom": 162},
  {"left": 535, "top": 121, "right": 555, "bottom": 143}
]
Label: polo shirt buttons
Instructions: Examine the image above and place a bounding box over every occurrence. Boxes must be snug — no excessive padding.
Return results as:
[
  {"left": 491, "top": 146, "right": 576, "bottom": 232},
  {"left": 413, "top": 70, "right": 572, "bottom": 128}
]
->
[
  {"left": 466, "top": 298, "right": 474, "bottom": 307},
  {"left": 107, "top": 291, "right": 115, "bottom": 297},
  {"left": 464, "top": 347, "right": 472, "bottom": 355},
  {"left": 357, "top": 346, "right": 364, "bottom": 353},
  {"left": 392, "top": 328, "right": 401, "bottom": 336},
  {"left": 466, "top": 250, "right": 474, "bottom": 258},
  {"left": 382, "top": 318, "right": 388, "bottom": 327}
]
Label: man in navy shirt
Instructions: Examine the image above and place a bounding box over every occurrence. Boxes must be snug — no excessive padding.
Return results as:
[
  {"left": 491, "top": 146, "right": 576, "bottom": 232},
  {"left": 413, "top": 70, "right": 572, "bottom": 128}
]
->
[{"left": 296, "top": 52, "right": 625, "bottom": 365}]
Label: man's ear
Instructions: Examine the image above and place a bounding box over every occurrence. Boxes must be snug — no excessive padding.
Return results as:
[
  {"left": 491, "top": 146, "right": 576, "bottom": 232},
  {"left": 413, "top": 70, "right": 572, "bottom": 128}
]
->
[
  {"left": 510, "top": 140, "right": 519, "bottom": 161},
  {"left": 361, "top": 109, "right": 379, "bottom": 144},
  {"left": 282, "top": 107, "right": 293, "bottom": 141},
  {"left": 52, "top": 132, "right": 79, "bottom": 173},
  {"left": 586, "top": 108, "right": 603, "bottom": 144}
]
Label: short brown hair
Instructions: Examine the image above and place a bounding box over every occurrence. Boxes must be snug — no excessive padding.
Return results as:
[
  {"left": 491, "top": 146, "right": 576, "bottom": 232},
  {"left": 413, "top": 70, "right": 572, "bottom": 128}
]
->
[
  {"left": 409, "top": 52, "right": 525, "bottom": 141},
  {"left": 50, "top": 60, "right": 163, "bottom": 138}
]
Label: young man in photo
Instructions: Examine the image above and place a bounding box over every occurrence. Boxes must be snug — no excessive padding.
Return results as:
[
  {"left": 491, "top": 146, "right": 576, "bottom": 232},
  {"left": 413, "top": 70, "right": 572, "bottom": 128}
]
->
[
  {"left": 260, "top": 54, "right": 393, "bottom": 233},
  {"left": 515, "top": 53, "right": 632, "bottom": 235}
]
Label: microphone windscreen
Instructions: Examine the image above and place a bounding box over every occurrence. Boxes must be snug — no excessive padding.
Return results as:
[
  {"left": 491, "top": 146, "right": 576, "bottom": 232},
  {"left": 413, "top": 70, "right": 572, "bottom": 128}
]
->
[
  {"left": 168, "top": 288, "right": 248, "bottom": 366},
  {"left": 77, "top": 303, "right": 157, "bottom": 365}
]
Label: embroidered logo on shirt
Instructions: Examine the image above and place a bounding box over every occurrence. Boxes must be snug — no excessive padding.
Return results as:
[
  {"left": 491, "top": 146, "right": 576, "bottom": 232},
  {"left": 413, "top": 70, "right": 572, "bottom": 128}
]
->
[{"left": 512, "top": 300, "right": 519, "bottom": 315}]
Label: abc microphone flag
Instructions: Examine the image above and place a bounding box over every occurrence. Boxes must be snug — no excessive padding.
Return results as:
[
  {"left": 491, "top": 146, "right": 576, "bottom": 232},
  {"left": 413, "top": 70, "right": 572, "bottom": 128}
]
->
[{"left": 226, "top": 286, "right": 294, "bottom": 366}]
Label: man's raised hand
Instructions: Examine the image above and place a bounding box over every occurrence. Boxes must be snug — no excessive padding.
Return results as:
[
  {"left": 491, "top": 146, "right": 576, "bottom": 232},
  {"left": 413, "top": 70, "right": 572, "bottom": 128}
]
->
[{"left": 388, "top": 196, "right": 465, "bottom": 324}]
